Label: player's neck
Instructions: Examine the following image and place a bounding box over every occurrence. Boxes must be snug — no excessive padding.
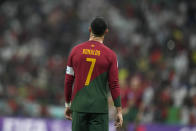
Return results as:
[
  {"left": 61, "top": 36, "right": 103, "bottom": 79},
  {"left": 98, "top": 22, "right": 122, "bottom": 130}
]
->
[{"left": 89, "top": 34, "right": 104, "bottom": 44}]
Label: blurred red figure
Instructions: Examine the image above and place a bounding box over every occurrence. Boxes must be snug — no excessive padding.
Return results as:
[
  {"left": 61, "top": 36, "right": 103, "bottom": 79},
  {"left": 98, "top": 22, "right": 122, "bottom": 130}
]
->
[{"left": 123, "top": 75, "right": 145, "bottom": 130}]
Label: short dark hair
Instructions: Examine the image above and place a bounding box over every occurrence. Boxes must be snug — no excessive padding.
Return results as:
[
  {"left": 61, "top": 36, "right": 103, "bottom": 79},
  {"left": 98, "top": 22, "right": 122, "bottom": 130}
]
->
[{"left": 91, "top": 17, "right": 108, "bottom": 37}]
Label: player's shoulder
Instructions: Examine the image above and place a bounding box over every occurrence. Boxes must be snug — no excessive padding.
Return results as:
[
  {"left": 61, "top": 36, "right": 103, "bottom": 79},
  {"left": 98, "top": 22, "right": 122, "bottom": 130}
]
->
[
  {"left": 70, "top": 41, "right": 87, "bottom": 52},
  {"left": 101, "top": 43, "right": 117, "bottom": 57}
]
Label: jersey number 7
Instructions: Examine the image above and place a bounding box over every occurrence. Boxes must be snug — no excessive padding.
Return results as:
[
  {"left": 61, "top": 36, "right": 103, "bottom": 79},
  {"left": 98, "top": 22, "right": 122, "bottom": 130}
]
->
[{"left": 85, "top": 58, "right": 96, "bottom": 86}]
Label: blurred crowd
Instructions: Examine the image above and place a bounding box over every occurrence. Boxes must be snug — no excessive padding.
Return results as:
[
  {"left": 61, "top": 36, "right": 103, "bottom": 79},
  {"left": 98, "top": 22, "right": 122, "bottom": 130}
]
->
[{"left": 0, "top": 0, "right": 196, "bottom": 126}]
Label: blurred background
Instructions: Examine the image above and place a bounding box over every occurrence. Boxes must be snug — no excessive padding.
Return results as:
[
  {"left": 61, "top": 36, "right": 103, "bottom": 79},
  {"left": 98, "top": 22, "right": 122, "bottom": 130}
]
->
[{"left": 0, "top": 0, "right": 196, "bottom": 130}]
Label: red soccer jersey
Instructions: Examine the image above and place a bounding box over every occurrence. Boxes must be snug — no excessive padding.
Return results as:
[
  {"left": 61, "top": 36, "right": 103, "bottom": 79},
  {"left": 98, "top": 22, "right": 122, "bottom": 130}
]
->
[{"left": 64, "top": 40, "right": 121, "bottom": 113}]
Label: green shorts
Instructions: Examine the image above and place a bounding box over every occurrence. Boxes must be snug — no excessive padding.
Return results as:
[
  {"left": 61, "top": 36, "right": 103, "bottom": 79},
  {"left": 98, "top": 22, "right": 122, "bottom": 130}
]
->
[{"left": 72, "top": 112, "right": 109, "bottom": 131}]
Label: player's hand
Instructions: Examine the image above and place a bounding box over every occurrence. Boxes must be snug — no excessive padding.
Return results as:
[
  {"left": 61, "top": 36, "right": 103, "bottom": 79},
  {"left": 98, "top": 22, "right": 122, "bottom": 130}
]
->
[
  {"left": 65, "top": 107, "right": 72, "bottom": 120},
  {"left": 115, "top": 107, "right": 123, "bottom": 128}
]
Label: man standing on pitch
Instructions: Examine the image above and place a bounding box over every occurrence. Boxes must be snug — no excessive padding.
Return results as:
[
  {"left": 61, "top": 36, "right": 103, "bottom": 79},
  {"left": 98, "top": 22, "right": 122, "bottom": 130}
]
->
[{"left": 64, "top": 17, "right": 123, "bottom": 131}]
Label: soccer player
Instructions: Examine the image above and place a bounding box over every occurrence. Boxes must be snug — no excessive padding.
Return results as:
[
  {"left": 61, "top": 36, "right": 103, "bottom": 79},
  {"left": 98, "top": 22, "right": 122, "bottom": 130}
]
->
[{"left": 64, "top": 17, "right": 123, "bottom": 131}]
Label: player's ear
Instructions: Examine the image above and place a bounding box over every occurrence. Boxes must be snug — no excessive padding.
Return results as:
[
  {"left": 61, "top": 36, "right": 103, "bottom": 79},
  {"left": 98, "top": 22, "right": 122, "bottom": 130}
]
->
[
  {"left": 105, "top": 28, "right": 109, "bottom": 34},
  {"left": 89, "top": 27, "right": 92, "bottom": 33}
]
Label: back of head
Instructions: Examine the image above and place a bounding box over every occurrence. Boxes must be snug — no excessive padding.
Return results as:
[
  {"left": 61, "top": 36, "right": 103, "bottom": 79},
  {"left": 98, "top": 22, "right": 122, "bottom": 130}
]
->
[{"left": 91, "top": 17, "right": 108, "bottom": 37}]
